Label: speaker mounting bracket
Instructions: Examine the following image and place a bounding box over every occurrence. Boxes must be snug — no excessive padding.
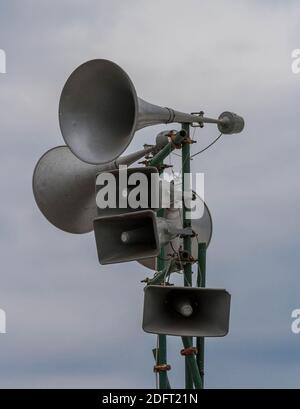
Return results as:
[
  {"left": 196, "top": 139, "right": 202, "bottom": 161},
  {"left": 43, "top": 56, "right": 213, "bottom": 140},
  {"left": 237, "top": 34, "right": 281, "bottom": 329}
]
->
[{"left": 190, "top": 111, "right": 205, "bottom": 128}]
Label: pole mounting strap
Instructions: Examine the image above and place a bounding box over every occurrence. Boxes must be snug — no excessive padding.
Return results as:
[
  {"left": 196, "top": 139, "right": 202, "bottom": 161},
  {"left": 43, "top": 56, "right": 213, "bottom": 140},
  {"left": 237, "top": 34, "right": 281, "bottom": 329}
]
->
[
  {"left": 180, "top": 346, "right": 198, "bottom": 356},
  {"left": 153, "top": 364, "right": 171, "bottom": 373}
]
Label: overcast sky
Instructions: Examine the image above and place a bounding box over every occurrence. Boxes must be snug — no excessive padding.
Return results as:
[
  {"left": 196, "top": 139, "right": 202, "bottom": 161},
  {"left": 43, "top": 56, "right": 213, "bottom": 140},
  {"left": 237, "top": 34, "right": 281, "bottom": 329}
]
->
[{"left": 0, "top": 0, "right": 300, "bottom": 388}]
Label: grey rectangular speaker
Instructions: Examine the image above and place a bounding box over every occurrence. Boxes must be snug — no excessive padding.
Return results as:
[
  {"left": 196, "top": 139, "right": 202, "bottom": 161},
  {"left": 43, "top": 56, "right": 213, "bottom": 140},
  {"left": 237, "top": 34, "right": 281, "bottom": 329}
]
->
[
  {"left": 94, "top": 210, "right": 159, "bottom": 265},
  {"left": 142, "top": 285, "right": 231, "bottom": 337}
]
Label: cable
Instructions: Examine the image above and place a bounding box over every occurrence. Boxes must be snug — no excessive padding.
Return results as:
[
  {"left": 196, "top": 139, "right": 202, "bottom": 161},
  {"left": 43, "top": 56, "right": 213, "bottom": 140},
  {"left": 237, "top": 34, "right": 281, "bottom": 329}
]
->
[
  {"left": 170, "top": 241, "right": 192, "bottom": 286},
  {"left": 163, "top": 260, "right": 172, "bottom": 285},
  {"left": 197, "top": 263, "right": 202, "bottom": 287},
  {"left": 191, "top": 133, "right": 223, "bottom": 158},
  {"left": 192, "top": 125, "right": 196, "bottom": 140},
  {"left": 171, "top": 152, "right": 182, "bottom": 158},
  {"left": 170, "top": 241, "right": 178, "bottom": 255},
  {"left": 194, "top": 233, "right": 204, "bottom": 287}
]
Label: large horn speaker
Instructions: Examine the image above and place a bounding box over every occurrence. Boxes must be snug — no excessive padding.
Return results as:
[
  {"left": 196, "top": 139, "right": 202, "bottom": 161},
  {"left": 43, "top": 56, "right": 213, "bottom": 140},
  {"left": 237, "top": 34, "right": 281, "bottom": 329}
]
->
[
  {"left": 32, "top": 145, "right": 153, "bottom": 233},
  {"left": 59, "top": 59, "right": 244, "bottom": 164},
  {"left": 143, "top": 285, "right": 231, "bottom": 337}
]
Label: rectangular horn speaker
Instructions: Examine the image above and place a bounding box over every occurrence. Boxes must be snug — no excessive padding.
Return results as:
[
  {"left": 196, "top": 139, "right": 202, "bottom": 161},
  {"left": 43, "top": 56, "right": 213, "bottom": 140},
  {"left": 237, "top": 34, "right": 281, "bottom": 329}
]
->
[
  {"left": 94, "top": 210, "right": 159, "bottom": 264},
  {"left": 143, "top": 285, "right": 231, "bottom": 337}
]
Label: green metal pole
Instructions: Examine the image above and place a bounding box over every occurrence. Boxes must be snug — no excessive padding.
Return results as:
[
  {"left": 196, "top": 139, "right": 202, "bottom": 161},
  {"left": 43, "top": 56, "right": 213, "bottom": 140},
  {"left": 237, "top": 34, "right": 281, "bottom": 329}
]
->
[
  {"left": 152, "top": 349, "right": 171, "bottom": 389},
  {"left": 181, "top": 123, "right": 194, "bottom": 389},
  {"left": 150, "top": 142, "right": 173, "bottom": 167},
  {"left": 156, "top": 175, "right": 169, "bottom": 389},
  {"left": 149, "top": 131, "right": 186, "bottom": 167},
  {"left": 182, "top": 336, "right": 203, "bottom": 389},
  {"left": 197, "top": 242, "right": 206, "bottom": 388}
]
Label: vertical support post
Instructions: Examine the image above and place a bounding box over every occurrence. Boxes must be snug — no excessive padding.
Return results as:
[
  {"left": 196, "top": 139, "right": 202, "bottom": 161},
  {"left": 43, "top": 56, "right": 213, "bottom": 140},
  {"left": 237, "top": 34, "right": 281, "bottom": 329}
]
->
[
  {"left": 197, "top": 242, "right": 206, "bottom": 388},
  {"left": 182, "top": 337, "right": 203, "bottom": 389},
  {"left": 152, "top": 349, "right": 171, "bottom": 389},
  {"left": 156, "top": 163, "right": 169, "bottom": 389},
  {"left": 181, "top": 123, "right": 194, "bottom": 389}
]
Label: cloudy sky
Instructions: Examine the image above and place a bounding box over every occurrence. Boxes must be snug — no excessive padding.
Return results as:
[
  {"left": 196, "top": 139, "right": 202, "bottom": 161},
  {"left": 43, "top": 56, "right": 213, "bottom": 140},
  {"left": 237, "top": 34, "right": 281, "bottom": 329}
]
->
[{"left": 0, "top": 0, "right": 300, "bottom": 388}]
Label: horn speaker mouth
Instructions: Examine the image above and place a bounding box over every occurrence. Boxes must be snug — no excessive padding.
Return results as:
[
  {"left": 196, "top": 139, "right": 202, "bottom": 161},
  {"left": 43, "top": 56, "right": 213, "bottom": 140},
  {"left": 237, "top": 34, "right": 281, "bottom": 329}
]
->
[
  {"left": 59, "top": 59, "right": 138, "bottom": 165},
  {"left": 32, "top": 146, "right": 98, "bottom": 234}
]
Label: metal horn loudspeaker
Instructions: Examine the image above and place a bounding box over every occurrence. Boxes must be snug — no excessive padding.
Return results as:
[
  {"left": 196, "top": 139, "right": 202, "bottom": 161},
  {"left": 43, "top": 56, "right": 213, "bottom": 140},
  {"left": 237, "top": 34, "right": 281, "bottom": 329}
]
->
[
  {"left": 93, "top": 207, "right": 189, "bottom": 265},
  {"left": 93, "top": 210, "right": 160, "bottom": 264},
  {"left": 32, "top": 145, "right": 154, "bottom": 234},
  {"left": 59, "top": 59, "right": 244, "bottom": 164},
  {"left": 143, "top": 285, "right": 231, "bottom": 337}
]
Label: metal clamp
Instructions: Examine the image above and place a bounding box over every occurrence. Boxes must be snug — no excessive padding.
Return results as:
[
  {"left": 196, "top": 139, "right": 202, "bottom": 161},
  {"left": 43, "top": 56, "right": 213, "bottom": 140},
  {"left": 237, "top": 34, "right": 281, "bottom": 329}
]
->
[
  {"left": 153, "top": 364, "right": 171, "bottom": 373},
  {"left": 182, "top": 136, "right": 195, "bottom": 144},
  {"left": 180, "top": 347, "right": 198, "bottom": 356},
  {"left": 190, "top": 111, "right": 204, "bottom": 128},
  {"left": 177, "top": 250, "right": 195, "bottom": 264}
]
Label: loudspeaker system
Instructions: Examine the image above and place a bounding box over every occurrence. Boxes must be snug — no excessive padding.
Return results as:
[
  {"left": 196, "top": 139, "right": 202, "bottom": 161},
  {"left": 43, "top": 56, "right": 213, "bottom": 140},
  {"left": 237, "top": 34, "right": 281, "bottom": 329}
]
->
[
  {"left": 143, "top": 285, "right": 231, "bottom": 337},
  {"left": 94, "top": 210, "right": 159, "bottom": 264},
  {"left": 59, "top": 59, "right": 244, "bottom": 164}
]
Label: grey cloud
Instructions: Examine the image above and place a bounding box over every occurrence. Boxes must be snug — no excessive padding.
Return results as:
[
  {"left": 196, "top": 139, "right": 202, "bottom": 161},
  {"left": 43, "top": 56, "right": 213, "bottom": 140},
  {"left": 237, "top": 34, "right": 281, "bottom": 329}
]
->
[{"left": 0, "top": 0, "right": 300, "bottom": 388}]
